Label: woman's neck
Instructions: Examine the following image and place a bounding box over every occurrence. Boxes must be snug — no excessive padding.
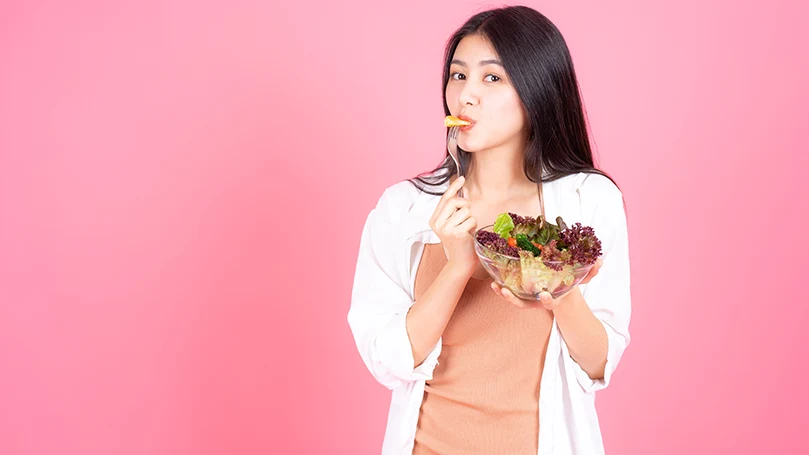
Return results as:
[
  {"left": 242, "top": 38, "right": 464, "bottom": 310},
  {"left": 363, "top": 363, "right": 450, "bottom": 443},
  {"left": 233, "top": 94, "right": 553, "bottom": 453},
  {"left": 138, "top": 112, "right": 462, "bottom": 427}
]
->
[{"left": 463, "top": 145, "right": 537, "bottom": 202}]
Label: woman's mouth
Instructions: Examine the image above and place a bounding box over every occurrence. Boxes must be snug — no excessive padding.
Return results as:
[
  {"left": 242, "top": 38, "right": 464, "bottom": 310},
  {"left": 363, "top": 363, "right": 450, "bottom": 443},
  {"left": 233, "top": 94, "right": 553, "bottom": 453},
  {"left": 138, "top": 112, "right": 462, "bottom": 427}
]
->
[{"left": 457, "top": 116, "right": 475, "bottom": 131}]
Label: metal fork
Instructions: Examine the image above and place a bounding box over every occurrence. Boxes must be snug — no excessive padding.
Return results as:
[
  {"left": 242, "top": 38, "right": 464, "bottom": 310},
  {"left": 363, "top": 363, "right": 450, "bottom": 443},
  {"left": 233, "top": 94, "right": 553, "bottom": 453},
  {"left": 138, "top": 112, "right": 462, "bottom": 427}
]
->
[{"left": 447, "top": 126, "right": 465, "bottom": 198}]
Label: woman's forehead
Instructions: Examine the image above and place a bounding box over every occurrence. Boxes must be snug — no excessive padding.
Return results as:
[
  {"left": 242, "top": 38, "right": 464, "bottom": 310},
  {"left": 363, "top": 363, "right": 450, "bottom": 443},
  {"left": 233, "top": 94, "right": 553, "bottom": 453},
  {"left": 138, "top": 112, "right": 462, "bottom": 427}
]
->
[{"left": 452, "top": 34, "right": 499, "bottom": 63}]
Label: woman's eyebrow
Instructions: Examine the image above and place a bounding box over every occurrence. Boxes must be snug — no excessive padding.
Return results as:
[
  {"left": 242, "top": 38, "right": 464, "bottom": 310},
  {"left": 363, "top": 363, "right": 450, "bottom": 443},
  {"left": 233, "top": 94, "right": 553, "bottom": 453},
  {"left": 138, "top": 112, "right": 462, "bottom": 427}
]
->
[{"left": 450, "top": 59, "right": 504, "bottom": 67}]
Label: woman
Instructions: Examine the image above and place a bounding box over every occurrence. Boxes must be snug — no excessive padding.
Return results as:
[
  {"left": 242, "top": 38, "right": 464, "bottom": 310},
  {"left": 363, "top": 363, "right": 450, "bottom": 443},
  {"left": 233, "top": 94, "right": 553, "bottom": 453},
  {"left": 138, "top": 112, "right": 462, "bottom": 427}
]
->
[{"left": 348, "top": 6, "right": 631, "bottom": 455}]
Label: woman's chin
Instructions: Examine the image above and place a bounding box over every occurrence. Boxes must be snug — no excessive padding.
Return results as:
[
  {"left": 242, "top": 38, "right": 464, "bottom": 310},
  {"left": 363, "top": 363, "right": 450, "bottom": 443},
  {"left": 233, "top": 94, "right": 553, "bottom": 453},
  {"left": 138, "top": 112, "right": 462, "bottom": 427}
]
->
[
  {"left": 458, "top": 139, "right": 482, "bottom": 153},
  {"left": 458, "top": 132, "right": 497, "bottom": 153}
]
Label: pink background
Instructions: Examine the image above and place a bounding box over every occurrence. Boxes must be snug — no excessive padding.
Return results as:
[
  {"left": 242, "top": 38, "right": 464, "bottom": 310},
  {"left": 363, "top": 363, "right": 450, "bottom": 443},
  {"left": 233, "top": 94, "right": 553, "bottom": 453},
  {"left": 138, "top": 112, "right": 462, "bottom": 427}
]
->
[{"left": 2, "top": 0, "right": 808, "bottom": 454}]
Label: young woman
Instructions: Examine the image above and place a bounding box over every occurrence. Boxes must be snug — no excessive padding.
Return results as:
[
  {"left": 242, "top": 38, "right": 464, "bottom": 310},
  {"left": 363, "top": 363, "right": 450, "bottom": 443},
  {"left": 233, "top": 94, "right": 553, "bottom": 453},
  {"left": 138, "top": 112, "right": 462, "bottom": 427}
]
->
[{"left": 348, "top": 6, "right": 631, "bottom": 454}]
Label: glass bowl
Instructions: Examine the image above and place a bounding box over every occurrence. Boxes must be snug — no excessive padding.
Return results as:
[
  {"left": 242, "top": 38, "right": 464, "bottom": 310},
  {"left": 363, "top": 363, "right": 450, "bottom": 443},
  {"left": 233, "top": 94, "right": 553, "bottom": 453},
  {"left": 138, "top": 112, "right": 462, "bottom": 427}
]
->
[{"left": 473, "top": 224, "right": 595, "bottom": 300}]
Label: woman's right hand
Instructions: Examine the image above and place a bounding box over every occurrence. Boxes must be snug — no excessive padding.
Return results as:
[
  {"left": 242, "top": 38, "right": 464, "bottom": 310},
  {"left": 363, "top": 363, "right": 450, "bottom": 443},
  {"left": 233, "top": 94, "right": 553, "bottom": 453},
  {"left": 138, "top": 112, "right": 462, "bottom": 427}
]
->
[{"left": 429, "top": 176, "right": 478, "bottom": 277}]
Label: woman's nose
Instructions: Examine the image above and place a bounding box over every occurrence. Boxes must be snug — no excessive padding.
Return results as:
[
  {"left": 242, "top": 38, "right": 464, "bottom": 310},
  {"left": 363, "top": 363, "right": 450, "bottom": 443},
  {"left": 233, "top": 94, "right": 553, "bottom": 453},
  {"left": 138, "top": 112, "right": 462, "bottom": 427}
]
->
[{"left": 458, "top": 81, "right": 480, "bottom": 106}]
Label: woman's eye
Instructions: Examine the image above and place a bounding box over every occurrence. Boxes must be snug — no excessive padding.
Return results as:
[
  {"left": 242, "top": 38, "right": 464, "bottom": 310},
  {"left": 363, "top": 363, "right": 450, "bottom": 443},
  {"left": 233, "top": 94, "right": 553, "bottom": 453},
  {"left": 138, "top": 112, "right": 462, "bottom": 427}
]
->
[
  {"left": 451, "top": 72, "right": 466, "bottom": 80},
  {"left": 485, "top": 74, "right": 501, "bottom": 82}
]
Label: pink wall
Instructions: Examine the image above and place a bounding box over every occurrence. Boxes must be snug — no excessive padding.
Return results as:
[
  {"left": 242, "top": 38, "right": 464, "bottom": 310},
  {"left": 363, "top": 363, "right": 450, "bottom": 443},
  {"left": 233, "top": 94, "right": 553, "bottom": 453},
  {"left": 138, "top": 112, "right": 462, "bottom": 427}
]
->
[{"left": 2, "top": 1, "right": 807, "bottom": 454}]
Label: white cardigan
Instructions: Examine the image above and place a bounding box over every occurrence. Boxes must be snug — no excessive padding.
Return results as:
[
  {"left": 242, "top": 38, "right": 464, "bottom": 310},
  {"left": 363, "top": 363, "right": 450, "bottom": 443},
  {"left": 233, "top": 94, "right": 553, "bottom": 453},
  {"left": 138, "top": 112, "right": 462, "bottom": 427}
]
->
[{"left": 348, "top": 172, "right": 632, "bottom": 454}]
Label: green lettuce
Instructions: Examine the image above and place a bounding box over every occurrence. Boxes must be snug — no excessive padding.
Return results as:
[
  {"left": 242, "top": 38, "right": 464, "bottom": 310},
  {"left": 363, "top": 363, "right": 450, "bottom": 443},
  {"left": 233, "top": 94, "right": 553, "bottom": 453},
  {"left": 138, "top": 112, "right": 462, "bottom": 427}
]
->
[{"left": 493, "top": 213, "right": 515, "bottom": 239}]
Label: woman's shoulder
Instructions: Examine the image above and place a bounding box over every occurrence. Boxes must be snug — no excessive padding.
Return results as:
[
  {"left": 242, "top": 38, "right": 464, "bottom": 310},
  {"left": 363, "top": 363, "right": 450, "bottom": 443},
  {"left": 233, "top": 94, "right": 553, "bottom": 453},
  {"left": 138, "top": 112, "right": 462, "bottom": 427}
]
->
[
  {"left": 565, "top": 171, "right": 627, "bottom": 228},
  {"left": 565, "top": 171, "right": 623, "bottom": 202},
  {"left": 373, "top": 177, "right": 443, "bottom": 225}
]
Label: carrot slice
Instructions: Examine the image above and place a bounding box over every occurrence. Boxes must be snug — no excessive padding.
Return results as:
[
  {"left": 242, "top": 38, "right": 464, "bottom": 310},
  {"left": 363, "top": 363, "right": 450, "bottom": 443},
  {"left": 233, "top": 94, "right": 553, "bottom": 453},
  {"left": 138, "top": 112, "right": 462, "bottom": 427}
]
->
[{"left": 444, "top": 115, "right": 471, "bottom": 127}]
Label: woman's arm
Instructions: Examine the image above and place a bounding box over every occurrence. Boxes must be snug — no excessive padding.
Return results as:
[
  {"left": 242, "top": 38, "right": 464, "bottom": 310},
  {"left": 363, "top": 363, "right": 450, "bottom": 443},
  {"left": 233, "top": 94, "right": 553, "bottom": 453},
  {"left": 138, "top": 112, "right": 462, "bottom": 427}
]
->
[
  {"left": 566, "top": 174, "right": 632, "bottom": 392},
  {"left": 406, "top": 262, "right": 472, "bottom": 368},
  {"left": 553, "top": 287, "right": 608, "bottom": 379},
  {"left": 407, "top": 176, "right": 479, "bottom": 367},
  {"left": 348, "top": 187, "right": 437, "bottom": 390},
  {"left": 492, "top": 174, "right": 632, "bottom": 389},
  {"left": 348, "top": 180, "right": 475, "bottom": 390}
]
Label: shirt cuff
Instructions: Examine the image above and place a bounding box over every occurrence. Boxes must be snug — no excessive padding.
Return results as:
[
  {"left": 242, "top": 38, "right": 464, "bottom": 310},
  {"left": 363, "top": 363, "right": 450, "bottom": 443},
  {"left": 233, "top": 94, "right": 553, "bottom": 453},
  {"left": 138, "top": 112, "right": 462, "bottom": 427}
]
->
[{"left": 373, "top": 313, "right": 441, "bottom": 388}]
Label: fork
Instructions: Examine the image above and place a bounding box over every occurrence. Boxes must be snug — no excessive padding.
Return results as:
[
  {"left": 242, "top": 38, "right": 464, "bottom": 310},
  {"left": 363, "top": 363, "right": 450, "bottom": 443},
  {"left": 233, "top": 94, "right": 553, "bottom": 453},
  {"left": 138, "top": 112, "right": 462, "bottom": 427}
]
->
[{"left": 447, "top": 126, "right": 465, "bottom": 198}]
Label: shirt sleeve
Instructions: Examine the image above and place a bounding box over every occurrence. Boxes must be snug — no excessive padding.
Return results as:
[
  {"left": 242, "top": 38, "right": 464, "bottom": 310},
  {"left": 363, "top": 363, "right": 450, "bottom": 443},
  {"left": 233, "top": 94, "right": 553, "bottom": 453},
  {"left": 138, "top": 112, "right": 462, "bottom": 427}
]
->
[
  {"left": 347, "top": 187, "right": 441, "bottom": 390},
  {"left": 570, "top": 174, "right": 632, "bottom": 393}
]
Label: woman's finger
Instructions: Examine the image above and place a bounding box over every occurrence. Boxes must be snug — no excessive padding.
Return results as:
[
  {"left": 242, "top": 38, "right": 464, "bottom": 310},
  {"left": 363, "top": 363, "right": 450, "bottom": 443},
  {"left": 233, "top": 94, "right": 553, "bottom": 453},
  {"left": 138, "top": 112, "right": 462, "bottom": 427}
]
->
[
  {"left": 434, "top": 176, "right": 466, "bottom": 219},
  {"left": 455, "top": 216, "right": 478, "bottom": 236},
  {"left": 432, "top": 196, "right": 468, "bottom": 230},
  {"left": 491, "top": 282, "right": 540, "bottom": 309},
  {"left": 579, "top": 258, "right": 603, "bottom": 284},
  {"left": 445, "top": 206, "right": 471, "bottom": 230},
  {"left": 436, "top": 197, "right": 471, "bottom": 228},
  {"left": 538, "top": 292, "right": 558, "bottom": 310},
  {"left": 501, "top": 286, "right": 531, "bottom": 308}
]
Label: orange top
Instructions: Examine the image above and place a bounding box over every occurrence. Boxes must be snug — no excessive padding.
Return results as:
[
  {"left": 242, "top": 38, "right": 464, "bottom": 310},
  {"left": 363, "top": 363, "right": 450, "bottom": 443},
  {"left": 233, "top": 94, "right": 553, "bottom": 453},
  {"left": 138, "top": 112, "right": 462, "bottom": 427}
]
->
[{"left": 412, "top": 244, "right": 554, "bottom": 455}]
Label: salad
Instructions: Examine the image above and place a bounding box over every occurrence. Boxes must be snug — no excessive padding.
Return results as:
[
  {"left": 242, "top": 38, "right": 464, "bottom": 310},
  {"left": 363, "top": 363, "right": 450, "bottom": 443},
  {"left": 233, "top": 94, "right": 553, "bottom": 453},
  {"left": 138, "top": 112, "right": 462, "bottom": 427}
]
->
[{"left": 474, "top": 212, "right": 603, "bottom": 297}]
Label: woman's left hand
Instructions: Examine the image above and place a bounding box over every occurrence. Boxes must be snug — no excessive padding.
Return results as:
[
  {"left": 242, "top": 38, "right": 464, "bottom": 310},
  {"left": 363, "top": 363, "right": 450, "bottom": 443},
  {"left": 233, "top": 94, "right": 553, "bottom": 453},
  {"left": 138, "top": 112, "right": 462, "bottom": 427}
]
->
[{"left": 491, "top": 257, "right": 604, "bottom": 310}]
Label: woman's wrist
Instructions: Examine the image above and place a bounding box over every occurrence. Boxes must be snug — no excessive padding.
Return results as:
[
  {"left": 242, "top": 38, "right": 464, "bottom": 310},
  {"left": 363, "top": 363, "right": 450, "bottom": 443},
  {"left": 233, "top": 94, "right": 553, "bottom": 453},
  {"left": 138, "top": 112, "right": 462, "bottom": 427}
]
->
[
  {"left": 552, "top": 286, "right": 584, "bottom": 314},
  {"left": 445, "top": 260, "right": 476, "bottom": 280}
]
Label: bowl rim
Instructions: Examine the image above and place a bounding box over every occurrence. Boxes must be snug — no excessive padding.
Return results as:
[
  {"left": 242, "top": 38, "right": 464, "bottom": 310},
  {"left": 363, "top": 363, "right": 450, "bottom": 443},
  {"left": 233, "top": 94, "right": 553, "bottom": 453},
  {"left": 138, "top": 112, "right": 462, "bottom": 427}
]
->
[{"left": 474, "top": 223, "right": 595, "bottom": 269}]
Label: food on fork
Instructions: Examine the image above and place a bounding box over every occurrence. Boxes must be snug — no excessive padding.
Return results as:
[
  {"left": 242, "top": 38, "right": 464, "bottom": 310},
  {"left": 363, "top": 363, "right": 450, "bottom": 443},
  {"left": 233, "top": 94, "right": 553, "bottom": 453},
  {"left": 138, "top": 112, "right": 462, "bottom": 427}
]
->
[{"left": 444, "top": 115, "right": 472, "bottom": 127}]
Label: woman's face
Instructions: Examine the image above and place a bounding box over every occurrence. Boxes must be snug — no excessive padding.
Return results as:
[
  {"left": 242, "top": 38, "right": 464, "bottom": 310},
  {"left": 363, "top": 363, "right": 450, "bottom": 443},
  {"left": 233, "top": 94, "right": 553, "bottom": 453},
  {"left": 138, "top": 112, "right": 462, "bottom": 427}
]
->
[{"left": 445, "top": 34, "right": 528, "bottom": 153}]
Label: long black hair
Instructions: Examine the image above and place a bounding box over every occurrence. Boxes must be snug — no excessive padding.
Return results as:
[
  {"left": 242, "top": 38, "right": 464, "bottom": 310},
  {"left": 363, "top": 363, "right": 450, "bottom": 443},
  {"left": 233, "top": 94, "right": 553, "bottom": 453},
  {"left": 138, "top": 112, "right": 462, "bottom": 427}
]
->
[{"left": 408, "top": 5, "right": 617, "bottom": 195}]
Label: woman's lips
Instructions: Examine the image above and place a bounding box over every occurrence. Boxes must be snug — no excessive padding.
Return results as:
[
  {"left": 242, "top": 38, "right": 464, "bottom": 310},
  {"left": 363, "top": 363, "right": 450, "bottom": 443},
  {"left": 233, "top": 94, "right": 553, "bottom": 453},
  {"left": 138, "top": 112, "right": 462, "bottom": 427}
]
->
[{"left": 457, "top": 115, "right": 475, "bottom": 131}]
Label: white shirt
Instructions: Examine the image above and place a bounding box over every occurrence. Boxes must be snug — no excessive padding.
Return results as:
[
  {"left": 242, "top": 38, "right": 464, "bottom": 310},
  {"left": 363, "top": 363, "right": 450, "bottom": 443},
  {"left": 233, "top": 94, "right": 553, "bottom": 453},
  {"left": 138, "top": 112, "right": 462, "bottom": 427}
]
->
[{"left": 347, "top": 172, "right": 632, "bottom": 455}]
